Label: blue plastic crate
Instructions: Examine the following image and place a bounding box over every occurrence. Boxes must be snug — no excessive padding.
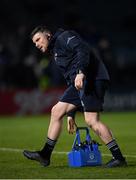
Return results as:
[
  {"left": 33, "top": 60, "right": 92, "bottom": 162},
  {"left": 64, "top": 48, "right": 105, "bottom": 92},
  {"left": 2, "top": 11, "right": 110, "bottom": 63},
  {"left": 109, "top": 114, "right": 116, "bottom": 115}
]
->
[{"left": 68, "top": 127, "right": 102, "bottom": 167}]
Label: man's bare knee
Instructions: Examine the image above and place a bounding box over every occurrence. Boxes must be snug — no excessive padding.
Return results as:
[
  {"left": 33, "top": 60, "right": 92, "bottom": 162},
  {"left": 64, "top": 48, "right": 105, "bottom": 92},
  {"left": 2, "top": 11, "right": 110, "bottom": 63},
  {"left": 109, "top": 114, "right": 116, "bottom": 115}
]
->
[
  {"left": 86, "top": 118, "right": 98, "bottom": 131},
  {"left": 84, "top": 112, "right": 99, "bottom": 127},
  {"left": 51, "top": 104, "right": 64, "bottom": 120}
]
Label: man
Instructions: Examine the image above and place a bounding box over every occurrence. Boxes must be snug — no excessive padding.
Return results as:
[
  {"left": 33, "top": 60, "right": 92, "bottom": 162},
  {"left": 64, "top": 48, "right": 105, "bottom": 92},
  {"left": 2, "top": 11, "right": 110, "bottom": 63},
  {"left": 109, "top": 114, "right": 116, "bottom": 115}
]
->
[{"left": 23, "top": 26, "right": 127, "bottom": 167}]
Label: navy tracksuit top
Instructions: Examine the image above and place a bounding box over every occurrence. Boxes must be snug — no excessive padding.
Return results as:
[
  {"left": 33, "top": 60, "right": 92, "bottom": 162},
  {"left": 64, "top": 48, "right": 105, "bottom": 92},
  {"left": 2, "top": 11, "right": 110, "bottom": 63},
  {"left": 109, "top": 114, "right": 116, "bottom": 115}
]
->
[{"left": 48, "top": 29, "right": 110, "bottom": 85}]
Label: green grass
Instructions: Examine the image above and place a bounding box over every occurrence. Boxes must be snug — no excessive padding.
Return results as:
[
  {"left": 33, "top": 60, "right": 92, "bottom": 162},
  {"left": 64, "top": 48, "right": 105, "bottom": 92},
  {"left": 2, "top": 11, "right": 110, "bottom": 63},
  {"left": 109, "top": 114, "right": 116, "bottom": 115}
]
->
[{"left": 0, "top": 112, "right": 136, "bottom": 179}]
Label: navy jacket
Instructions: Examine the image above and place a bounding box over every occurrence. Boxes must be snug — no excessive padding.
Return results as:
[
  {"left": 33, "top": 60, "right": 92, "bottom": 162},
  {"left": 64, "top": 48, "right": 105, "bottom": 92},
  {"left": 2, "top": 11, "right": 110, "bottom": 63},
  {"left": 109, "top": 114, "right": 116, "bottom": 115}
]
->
[{"left": 48, "top": 29, "right": 110, "bottom": 85}]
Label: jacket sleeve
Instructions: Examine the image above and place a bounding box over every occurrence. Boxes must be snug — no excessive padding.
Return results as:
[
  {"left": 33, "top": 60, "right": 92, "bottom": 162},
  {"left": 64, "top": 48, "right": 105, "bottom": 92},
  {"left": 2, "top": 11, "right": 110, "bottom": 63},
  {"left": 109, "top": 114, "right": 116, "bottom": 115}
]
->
[
  {"left": 59, "top": 31, "right": 90, "bottom": 75},
  {"left": 67, "top": 32, "right": 90, "bottom": 75},
  {"left": 67, "top": 110, "right": 76, "bottom": 119}
]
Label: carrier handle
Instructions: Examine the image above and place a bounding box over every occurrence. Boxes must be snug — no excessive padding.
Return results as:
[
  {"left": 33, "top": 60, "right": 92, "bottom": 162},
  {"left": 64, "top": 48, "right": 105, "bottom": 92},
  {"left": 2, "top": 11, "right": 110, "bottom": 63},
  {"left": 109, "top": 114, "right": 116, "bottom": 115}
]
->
[
  {"left": 72, "top": 127, "right": 91, "bottom": 149},
  {"left": 76, "top": 127, "right": 91, "bottom": 142},
  {"left": 76, "top": 127, "right": 89, "bottom": 133}
]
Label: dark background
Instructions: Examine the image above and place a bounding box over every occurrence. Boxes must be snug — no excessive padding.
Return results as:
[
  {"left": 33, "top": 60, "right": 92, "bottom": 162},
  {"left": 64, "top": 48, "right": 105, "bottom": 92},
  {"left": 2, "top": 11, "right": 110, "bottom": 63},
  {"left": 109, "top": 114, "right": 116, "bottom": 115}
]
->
[{"left": 0, "top": 0, "right": 136, "bottom": 92}]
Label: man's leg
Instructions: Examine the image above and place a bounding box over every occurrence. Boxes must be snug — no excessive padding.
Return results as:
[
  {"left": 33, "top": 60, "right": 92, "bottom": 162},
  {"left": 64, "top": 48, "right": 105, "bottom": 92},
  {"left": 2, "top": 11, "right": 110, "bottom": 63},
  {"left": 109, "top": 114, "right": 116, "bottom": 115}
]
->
[
  {"left": 23, "top": 102, "right": 76, "bottom": 166},
  {"left": 84, "top": 112, "right": 113, "bottom": 143},
  {"left": 84, "top": 112, "right": 127, "bottom": 167},
  {"left": 47, "top": 102, "right": 76, "bottom": 140}
]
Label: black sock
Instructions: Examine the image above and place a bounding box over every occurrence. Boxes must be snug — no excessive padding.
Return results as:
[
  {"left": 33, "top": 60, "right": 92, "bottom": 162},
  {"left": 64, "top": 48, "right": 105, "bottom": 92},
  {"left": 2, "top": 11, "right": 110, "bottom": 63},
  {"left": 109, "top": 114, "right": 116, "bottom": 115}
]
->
[
  {"left": 106, "top": 139, "right": 125, "bottom": 161},
  {"left": 40, "top": 137, "right": 57, "bottom": 160}
]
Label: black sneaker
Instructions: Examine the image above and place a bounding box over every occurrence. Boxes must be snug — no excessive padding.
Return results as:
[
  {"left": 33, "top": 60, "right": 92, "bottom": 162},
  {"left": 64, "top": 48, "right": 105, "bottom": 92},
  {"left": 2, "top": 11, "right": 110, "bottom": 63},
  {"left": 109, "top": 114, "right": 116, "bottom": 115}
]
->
[
  {"left": 105, "top": 158, "right": 127, "bottom": 168},
  {"left": 23, "top": 150, "right": 50, "bottom": 167}
]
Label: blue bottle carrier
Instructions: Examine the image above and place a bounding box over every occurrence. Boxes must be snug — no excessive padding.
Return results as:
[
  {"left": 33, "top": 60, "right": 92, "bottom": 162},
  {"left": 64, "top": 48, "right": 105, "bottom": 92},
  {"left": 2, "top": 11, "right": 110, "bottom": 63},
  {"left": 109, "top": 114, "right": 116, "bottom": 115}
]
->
[{"left": 68, "top": 127, "right": 102, "bottom": 167}]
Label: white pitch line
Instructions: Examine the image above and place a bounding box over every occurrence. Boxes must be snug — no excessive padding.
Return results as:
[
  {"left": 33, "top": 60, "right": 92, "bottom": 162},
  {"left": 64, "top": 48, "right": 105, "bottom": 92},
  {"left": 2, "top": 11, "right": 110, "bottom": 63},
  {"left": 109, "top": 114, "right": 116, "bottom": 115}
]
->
[
  {"left": 0, "top": 147, "right": 136, "bottom": 158},
  {"left": 0, "top": 147, "right": 22, "bottom": 152}
]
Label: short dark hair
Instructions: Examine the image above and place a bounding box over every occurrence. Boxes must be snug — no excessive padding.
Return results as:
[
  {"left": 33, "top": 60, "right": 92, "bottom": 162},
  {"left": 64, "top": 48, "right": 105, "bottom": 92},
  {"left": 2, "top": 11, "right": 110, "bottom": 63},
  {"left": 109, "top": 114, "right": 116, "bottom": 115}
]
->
[{"left": 30, "top": 26, "right": 51, "bottom": 39}]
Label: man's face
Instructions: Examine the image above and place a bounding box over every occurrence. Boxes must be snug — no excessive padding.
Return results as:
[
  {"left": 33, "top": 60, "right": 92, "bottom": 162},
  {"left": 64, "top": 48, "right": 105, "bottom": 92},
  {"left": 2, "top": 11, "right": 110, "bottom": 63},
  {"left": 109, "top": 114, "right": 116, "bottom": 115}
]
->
[{"left": 32, "top": 32, "right": 49, "bottom": 53}]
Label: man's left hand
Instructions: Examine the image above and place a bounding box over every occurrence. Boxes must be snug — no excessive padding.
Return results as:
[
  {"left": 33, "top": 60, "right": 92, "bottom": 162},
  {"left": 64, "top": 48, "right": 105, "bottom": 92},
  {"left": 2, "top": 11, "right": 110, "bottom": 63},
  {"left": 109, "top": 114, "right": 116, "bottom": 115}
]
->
[{"left": 74, "top": 73, "right": 85, "bottom": 90}]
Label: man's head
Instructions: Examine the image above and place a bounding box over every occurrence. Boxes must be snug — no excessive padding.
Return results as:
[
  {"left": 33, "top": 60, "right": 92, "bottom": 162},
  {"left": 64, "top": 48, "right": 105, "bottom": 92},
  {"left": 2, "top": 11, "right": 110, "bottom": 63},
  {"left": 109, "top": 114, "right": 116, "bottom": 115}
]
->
[{"left": 31, "top": 26, "right": 52, "bottom": 53}]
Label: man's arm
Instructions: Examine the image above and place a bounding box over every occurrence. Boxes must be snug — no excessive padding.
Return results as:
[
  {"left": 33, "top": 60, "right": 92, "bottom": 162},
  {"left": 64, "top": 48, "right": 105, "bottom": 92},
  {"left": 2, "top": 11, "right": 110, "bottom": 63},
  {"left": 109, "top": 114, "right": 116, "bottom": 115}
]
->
[
  {"left": 66, "top": 31, "right": 90, "bottom": 76},
  {"left": 66, "top": 31, "right": 89, "bottom": 89},
  {"left": 58, "top": 31, "right": 90, "bottom": 89}
]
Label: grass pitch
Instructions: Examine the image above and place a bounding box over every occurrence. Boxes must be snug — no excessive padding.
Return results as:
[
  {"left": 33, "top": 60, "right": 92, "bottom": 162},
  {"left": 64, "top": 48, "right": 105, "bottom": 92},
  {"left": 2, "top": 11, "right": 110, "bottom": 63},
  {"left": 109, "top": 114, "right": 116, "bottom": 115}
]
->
[{"left": 0, "top": 112, "right": 136, "bottom": 179}]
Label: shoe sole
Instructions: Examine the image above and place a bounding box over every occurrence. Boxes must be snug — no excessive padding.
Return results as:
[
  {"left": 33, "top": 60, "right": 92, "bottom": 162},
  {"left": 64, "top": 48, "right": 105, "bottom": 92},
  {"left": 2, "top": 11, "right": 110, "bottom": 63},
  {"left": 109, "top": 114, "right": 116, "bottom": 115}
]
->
[
  {"left": 23, "top": 151, "right": 50, "bottom": 167},
  {"left": 103, "top": 162, "right": 127, "bottom": 168}
]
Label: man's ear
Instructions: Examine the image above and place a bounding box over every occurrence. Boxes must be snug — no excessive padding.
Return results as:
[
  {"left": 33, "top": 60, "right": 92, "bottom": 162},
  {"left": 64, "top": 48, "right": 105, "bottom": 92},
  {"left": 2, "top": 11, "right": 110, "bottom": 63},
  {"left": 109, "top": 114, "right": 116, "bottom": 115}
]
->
[{"left": 46, "top": 33, "right": 51, "bottom": 40}]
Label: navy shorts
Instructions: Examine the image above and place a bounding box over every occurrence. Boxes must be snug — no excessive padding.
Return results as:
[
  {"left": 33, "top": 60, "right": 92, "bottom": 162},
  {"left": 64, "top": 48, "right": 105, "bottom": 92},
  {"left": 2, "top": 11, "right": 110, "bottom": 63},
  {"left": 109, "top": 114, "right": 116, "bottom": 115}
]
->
[{"left": 60, "top": 80, "right": 109, "bottom": 112}]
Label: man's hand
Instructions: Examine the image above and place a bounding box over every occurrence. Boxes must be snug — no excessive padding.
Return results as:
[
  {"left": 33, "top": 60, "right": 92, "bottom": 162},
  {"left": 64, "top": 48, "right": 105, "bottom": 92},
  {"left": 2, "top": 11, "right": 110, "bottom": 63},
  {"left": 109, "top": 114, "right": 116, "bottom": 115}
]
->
[
  {"left": 74, "top": 73, "right": 85, "bottom": 90},
  {"left": 67, "top": 116, "right": 77, "bottom": 134}
]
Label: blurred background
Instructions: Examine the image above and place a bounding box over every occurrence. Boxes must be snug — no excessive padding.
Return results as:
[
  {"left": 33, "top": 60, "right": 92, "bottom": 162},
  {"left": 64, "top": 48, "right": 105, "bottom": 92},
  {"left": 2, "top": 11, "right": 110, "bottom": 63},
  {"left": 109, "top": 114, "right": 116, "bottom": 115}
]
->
[{"left": 0, "top": 0, "right": 136, "bottom": 114}]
